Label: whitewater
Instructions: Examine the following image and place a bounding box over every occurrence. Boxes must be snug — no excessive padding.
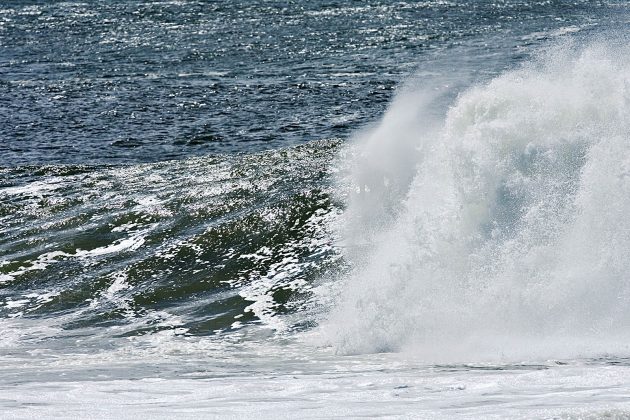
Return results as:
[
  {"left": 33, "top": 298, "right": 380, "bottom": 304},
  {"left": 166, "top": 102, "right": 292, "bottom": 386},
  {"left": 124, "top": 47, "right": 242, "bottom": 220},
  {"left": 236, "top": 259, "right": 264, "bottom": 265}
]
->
[{"left": 322, "top": 39, "right": 630, "bottom": 363}]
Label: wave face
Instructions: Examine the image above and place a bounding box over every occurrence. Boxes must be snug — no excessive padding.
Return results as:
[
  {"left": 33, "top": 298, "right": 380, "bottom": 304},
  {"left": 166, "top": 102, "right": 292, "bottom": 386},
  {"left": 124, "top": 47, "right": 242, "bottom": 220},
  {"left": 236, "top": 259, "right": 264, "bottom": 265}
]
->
[
  {"left": 321, "top": 40, "right": 630, "bottom": 362},
  {"left": 2, "top": 1, "right": 630, "bottom": 376},
  {"left": 0, "top": 140, "right": 343, "bottom": 347}
]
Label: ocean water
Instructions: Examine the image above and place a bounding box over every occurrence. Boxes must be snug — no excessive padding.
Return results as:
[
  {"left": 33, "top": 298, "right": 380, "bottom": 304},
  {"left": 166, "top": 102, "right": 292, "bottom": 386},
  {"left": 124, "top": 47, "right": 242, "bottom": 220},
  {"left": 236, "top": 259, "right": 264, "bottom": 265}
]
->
[{"left": 3, "top": 1, "right": 630, "bottom": 418}]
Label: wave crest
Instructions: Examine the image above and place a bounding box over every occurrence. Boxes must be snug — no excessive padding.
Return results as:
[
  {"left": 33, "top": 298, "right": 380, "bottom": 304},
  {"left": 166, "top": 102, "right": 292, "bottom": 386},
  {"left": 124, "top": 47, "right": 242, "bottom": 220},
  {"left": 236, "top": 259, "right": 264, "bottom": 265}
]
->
[{"left": 321, "top": 40, "right": 630, "bottom": 362}]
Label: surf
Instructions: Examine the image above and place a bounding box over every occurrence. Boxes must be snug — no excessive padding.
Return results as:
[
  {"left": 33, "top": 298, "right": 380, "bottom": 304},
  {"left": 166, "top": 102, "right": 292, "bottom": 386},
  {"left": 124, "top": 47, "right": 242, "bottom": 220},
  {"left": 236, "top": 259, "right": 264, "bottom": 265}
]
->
[{"left": 319, "top": 38, "right": 630, "bottom": 362}]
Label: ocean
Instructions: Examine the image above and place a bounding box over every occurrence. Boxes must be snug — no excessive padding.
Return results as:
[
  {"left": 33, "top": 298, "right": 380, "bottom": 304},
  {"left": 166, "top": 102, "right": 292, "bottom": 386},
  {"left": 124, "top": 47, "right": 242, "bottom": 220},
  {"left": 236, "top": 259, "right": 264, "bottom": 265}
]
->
[{"left": 3, "top": 1, "right": 630, "bottom": 418}]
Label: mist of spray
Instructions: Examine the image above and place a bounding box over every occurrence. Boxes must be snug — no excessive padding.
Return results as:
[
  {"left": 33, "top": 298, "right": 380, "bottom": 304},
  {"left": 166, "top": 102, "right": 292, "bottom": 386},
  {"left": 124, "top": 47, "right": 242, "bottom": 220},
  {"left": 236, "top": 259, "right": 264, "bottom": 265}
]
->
[{"left": 320, "top": 40, "right": 630, "bottom": 362}]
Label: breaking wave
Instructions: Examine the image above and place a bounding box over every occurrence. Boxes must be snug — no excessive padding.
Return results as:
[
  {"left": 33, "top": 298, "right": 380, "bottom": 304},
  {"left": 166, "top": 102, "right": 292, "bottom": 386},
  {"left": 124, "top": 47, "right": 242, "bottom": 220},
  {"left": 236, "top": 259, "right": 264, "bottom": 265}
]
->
[{"left": 321, "top": 39, "right": 630, "bottom": 362}]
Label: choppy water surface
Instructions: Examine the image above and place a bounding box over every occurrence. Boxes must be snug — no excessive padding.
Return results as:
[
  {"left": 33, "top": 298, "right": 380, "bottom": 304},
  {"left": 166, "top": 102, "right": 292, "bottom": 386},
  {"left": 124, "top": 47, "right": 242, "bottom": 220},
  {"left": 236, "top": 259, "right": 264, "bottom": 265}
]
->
[
  {"left": 0, "top": 0, "right": 615, "bottom": 165},
  {"left": 3, "top": 1, "right": 630, "bottom": 418}
]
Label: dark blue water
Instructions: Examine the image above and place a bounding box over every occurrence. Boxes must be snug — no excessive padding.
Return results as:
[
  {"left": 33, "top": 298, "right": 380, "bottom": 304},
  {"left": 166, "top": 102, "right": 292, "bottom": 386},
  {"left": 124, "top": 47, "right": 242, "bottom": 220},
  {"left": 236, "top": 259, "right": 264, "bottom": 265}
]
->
[{"left": 1, "top": 0, "right": 618, "bottom": 166}]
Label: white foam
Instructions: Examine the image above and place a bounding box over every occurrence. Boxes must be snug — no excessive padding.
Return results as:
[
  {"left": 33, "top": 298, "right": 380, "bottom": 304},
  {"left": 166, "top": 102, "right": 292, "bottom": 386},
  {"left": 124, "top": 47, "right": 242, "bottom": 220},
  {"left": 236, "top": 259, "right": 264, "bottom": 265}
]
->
[
  {"left": 320, "top": 40, "right": 630, "bottom": 362},
  {"left": 104, "top": 271, "right": 130, "bottom": 298},
  {"left": 76, "top": 234, "right": 145, "bottom": 258},
  {"left": 2, "top": 349, "right": 630, "bottom": 419},
  {"left": 0, "top": 180, "right": 61, "bottom": 198}
]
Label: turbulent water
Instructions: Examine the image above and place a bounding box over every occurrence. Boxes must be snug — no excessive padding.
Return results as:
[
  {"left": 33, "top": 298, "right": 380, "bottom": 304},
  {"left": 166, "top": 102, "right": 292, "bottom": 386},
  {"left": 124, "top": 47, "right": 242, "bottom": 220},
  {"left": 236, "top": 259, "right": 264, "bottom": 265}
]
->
[{"left": 3, "top": 1, "right": 630, "bottom": 418}]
